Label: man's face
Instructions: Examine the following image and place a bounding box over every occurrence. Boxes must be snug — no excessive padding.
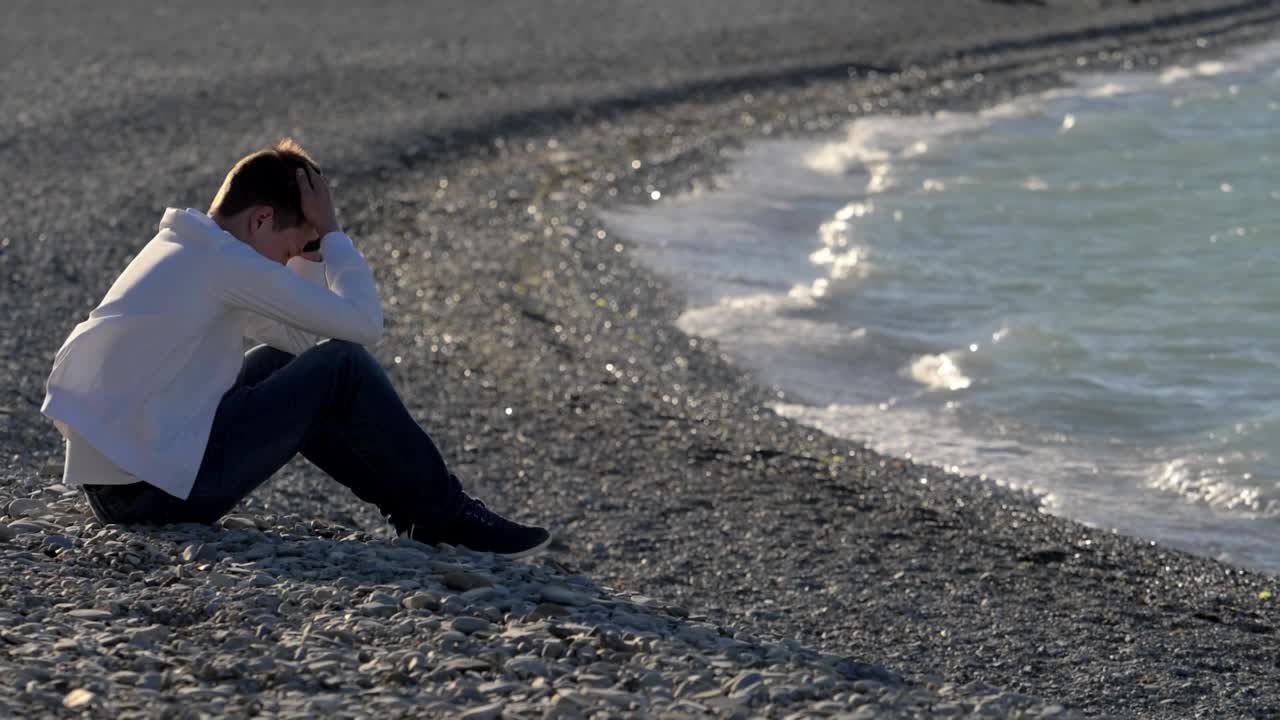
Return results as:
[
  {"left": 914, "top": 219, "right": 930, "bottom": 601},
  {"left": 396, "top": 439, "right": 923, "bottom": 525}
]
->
[{"left": 246, "top": 208, "right": 322, "bottom": 265}]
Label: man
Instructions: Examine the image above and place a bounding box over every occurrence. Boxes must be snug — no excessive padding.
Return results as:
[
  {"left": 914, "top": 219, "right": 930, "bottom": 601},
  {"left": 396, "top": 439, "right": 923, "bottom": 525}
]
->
[{"left": 40, "top": 139, "right": 550, "bottom": 558}]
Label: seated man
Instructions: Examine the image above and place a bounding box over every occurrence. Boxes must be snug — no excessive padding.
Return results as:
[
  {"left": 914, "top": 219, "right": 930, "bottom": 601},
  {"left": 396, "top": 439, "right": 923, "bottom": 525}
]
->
[{"left": 40, "top": 139, "right": 550, "bottom": 558}]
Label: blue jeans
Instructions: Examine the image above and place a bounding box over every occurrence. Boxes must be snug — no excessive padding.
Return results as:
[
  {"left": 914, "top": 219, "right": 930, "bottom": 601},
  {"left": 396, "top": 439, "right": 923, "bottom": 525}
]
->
[{"left": 83, "top": 339, "right": 463, "bottom": 533}]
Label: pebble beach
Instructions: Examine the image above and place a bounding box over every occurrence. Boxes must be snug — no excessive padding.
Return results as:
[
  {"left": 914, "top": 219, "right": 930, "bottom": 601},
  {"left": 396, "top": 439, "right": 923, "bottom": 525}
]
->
[{"left": 5, "top": 1, "right": 1280, "bottom": 716}]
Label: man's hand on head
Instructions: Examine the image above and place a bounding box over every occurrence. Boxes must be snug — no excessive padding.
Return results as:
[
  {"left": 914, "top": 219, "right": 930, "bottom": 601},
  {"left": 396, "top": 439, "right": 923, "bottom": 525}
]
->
[{"left": 298, "top": 165, "right": 341, "bottom": 237}]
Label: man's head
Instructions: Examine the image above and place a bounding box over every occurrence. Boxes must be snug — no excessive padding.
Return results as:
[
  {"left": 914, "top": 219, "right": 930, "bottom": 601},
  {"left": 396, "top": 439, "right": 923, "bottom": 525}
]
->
[{"left": 209, "top": 139, "right": 323, "bottom": 265}]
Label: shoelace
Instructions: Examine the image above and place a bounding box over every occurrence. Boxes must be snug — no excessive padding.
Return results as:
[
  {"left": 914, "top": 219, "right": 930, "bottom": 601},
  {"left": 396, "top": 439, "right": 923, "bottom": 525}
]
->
[
  {"left": 397, "top": 497, "right": 508, "bottom": 539},
  {"left": 462, "top": 497, "right": 498, "bottom": 528}
]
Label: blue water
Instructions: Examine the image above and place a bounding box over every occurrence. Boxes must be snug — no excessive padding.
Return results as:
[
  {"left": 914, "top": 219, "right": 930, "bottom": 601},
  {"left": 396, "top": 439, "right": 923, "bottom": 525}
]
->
[{"left": 604, "top": 41, "right": 1280, "bottom": 575}]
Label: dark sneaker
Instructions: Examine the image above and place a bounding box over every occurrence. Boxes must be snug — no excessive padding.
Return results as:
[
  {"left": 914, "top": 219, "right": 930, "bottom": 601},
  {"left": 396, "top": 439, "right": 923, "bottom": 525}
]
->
[{"left": 401, "top": 495, "right": 551, "bottom": 558}]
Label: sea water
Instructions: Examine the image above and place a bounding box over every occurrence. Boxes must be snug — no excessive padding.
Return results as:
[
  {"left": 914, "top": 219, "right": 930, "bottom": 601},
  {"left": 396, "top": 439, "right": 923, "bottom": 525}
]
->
[{"left": 604, "top": 41, "right": 1280, "bottom": 575}]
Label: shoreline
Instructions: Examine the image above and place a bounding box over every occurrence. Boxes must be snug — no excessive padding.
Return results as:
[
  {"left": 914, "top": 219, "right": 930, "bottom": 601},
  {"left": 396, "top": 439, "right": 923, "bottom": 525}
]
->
[
  {"left": 611, "top": 34, "right": 1280, "bottom": 580},
  {"left": 6, "top": 2, "right": 1280, "bottom": 716}
]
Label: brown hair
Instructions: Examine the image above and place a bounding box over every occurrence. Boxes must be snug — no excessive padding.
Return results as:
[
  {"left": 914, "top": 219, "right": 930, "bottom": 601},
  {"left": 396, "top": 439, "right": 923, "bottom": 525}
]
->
[{"left": 208, "top": 138, "right": 320, "bottom": 229}]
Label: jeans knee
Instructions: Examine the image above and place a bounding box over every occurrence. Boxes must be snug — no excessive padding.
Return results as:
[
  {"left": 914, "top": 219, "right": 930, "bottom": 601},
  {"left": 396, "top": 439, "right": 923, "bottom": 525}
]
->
[
  {"left": 316, "top": 339, "right": 379, "bottom": 372},
  {"left": 317, "top": 338, "right": 362, "bottom": 357}
]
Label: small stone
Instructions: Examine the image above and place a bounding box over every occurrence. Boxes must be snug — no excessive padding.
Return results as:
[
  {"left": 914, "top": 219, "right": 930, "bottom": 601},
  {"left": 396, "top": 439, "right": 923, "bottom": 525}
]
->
[
  {"left": 440, "top": 657, "right": 490, "bottom": 674},
  {"left": 206, "top": 572, "right": 237, "bottom": 588},
  {"left": 477, "top": 679, "right": 520, "bottom": 695},
  {"left": 357, "top": 602, "right": 396, "bottom": 616},
  {"left": 7, "top": 498, "right": 45, "bottom": 518},
  {"left": 251, "top": 573, "right": 277, "bottom": 587},
  {"left": 0, "top": 526, "right": 13, "bottom": 542},
  {"left": 847, "top": 705, "right": 882, "bottom": 720},
  {"left": 639, "top": 670, "right": 667, "bottom": 689},
  {"left": 221, "top": 516, "right": 258, "bottom": 530},
  {"left": 540, "top": 584, "right": 590, "bottom": 606},
  {"left": 459, "top": 701, "right": 505, "bottom": 720},
  {"left": 451, "top": 616, "right": 492, "bottom": 635},
  {"left": 7, "top": 519, "right": 51, "bottom": 534},
  {"left": 127, "top": 625, "right": 170, "bottom": 647},
  {"left": 67, "top": 609, "right": 113, "bottom": 621},
  {"left": 43, "top": 535, "right": 73, "bottom": 550},
  {"left": 505, "top": 656, "right": 549, "bottom": 678},
  {"left": 546, "top": 693, "right": 587, "bottom": 719},
  {"left": 528, "top": 602, "right": 571, "bottom": 620},
  {"left": 726, "top": 671, "right": 763, "bottom": 695},
  {"left": 242, "top": 544, "right": 275, "bottom": 561},
  {"left": 180, "top": 542, "right": 208, "bottom": 562},
  {"left": 62, "top": 689, "right": 94, "bottom": 709},
  {"left": 402, "top": 593, "right": 440, "bottom": 611},
  {"left": 442, "top": 572, "right": 493, "bottom": 591},
  {"left": 109, "top": 671, "right": 141, "bottom": 686},
  {"left": 578, "top": 688, "right": 636, "bottom": 708},
  {"left": 541, "top": 639, "right": 567, "bottom": 659}
]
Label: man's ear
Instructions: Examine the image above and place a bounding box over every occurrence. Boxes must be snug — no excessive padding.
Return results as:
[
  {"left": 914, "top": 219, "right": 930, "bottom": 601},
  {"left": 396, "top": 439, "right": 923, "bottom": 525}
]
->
[{"left": 245, "top": 205, "right": 274, "bottom": 238}]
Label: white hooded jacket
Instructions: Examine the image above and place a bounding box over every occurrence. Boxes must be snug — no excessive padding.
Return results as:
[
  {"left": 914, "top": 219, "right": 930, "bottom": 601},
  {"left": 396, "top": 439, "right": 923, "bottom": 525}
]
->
[{"left": 40, "top": 208, "right": 383, "bottom": 499}]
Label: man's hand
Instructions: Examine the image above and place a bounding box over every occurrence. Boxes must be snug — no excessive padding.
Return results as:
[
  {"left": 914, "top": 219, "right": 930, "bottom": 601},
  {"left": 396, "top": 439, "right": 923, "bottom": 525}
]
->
[{"left": 297, "top": 165, "right": 341, "bottom": 237}]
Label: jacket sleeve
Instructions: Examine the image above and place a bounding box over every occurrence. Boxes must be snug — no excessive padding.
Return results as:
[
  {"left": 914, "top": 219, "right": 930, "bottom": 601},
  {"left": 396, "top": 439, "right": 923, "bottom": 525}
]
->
[
  {"left": 242, "top": 256, "right": 328, "bottom": 355},
  {"left": 215, "top": 231, "right": 383, "bottom": 348}
]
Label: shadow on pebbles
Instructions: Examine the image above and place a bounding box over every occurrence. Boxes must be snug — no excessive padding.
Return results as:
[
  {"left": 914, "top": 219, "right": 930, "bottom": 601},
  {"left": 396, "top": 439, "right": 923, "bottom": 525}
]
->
[{"left": 0, "top": 488, "right": 1067, "bottom": 718}]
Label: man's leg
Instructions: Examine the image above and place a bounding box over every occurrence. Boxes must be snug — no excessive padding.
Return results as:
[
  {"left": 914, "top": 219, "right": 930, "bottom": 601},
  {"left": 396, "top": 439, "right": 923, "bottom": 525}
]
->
[
  {"left": 214, "top": 340, "right": 549, "bottom": 555},
  {"left": 187, "top": 339, "right": 465, "bottom": 531},
  {"left": 90, "top": 339, "right": 549, "bottom": 555}
]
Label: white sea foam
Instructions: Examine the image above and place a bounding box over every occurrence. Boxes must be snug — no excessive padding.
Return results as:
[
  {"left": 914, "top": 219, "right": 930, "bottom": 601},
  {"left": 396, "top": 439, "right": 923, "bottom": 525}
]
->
[
  {"left": 804, "top": 112, "right": 994, "bottom": 178},
  {"left": 907, "top": 353, "right": 972, "bottom": 392},
  {"left": 606, "top": 39, "right": 1280, "bottom": 574}
]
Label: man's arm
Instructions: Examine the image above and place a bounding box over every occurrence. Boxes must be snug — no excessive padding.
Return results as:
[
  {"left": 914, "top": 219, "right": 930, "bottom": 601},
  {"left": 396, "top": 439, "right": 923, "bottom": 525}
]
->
[
  {"left": 216, "top": 229, "right": 382, "bottom": 346},
  {"left": 220, "top": 166, "right": 382, "bottom": 347},
  {"left": 243, "top": 256, "right": 327, "bottom": 354}
]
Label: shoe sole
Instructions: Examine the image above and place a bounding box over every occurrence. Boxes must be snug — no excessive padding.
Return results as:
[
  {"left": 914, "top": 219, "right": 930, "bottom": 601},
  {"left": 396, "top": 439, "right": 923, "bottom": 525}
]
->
[{"left": 496, "top": 532, "right": 553, "bottom": 560}]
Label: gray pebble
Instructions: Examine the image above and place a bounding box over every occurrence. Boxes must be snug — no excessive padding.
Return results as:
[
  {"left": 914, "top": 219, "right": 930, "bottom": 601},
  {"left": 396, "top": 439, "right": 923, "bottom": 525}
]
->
[
  {"left": 439, "top": 657, "right": 491, "bottom": 674},
  {"left": 67, "top": 609, "right": 113, "bottom": 621},
  {"left": 139, "top": 673, "right": 164, "bottom": 691},
  {"left": 726, "top": 672, "right": 764, "bottom": 698},
  {"left": 459, "top": 701, "right": 506, "bottom": 720},
  {"left": 451, "top": 616, "right": 492, "bottom": 635},
  {"left": 108, "top": 671, "right": 140, "bottom": 686},
  {"left": 206, "top": 573, "right": 237, "bottom": 588},
  {"left": 127, "top": 625, "right": 169, "bottom": 647},
  {"left": 541, "top": 584, "right": 591, "bottom": 606},
  {"left": 7, "top": 519, "right": 55, "bottom": 534},
  {"left": 506, "top": 655, "right": 550, "bottom": 678},
  {"left": 402, "top": 593, "right": 440, "bottom": 611},
  {"left": 7, "top": 498, "right": 45, "bottom": 518},
  {"left": 221, "top": 516, "right": 259, "bottom": 530}
]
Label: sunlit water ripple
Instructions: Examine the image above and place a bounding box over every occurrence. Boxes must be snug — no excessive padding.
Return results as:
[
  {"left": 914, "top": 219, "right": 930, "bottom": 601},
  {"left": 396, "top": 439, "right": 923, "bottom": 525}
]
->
[{"left": 605, "top": 41, "right": 1280, "bottom": 575}]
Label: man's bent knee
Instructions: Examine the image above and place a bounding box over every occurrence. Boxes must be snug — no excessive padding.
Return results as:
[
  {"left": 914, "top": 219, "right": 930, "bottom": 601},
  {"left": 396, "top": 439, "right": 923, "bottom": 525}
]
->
[
  {"left": 315, "top": 338, "right": 368, "bottom": 359},
  {"left": 313, "top": 339, "right": 380, "bottom": 372}
]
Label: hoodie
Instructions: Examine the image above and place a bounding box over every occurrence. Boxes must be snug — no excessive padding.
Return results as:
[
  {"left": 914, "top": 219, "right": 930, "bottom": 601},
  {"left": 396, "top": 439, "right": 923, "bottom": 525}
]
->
[{"left": 40, "top": 208, "right": 383, "bottom": 499}]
